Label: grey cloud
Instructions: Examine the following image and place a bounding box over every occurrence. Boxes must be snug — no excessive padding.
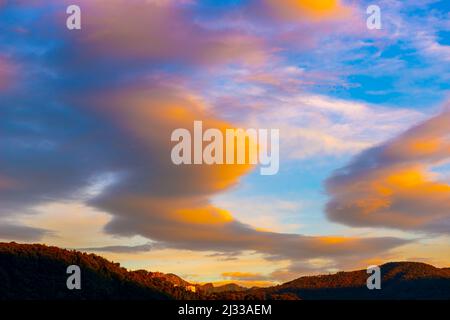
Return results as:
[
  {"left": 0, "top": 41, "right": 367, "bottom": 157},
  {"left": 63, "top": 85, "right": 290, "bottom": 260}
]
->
[
  {"left": 0, "top": 223, "right": 51, "bottom": 242},
  {"left": 77, "top": 242, "right": 157, "bottom": 254}
]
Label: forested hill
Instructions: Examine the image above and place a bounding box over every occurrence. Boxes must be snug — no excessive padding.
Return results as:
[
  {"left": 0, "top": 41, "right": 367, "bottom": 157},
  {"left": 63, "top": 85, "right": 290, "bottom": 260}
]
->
[
  {"left": 1, "top": 242, "right": 449, "bottom": 300},
  {"left": 0, "top": 242, "right": 197, "bottom": 299},
  {"left": 254, "top": 261, "right": 450, "bottom": 300}
]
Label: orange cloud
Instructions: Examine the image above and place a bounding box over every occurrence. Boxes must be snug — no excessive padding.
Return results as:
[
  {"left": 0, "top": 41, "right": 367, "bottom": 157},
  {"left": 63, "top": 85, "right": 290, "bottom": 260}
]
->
[
  {"left": 75, "top": 82, "right": 407, "bottom": 263},
  {"left": 210, "top": 280, "right": 275, "bottom": 288},
  {"left": 222, "top": 271, "right": 268, "bottom": 281},
  {"left": 84, "top": 83, "right": 251, "bottom": 238},
  {"left": 326, "top": 106, "right": 450, "bottom": 233},
  {"left": 223, "top": 271, "right": 260, "bottom": 278},
  {"left": 176, "top": 207, "right": 234, "bottom": 225},
  {"left": 89, "top": 83, "right": 253, "bottom": 195},
  {"left": 262, "top": 0, "right": 350, "bottom": 21}
]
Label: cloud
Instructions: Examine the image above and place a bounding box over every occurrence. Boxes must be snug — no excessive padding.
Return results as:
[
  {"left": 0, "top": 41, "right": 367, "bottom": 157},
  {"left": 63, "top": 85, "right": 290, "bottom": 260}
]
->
[
  {"left": 0, "top": 0, "right": 413, "bottom": 269},
  {"left": 0, "top": 223, "right": 50, "bottom": 241},
  {"left": 74, "top": 82, "right": 408, "bottom": 262},
  {"left": 57, "top": 0, "right": 266, "bottom": 66},
  {"left": 260, "top": 0, "right": 350, "bottom": 21},
  {"left": 212, "top": 195, "right": 303, "bottom": 233},
  {"left": 205, "top": 252, "right": 240, "bottom": 261},
  {"left": 415, "top": 31, "right": 450, "bottom": 62},
  {"left": 0, "top": 99, "right": 120, "bottom": 217},
  {"left": 78, "top": 242, "right": 155, "bottom": 254},
  {"left": 269, "top": 258, "right": 337, "bottom": 281},
  {"left": 373, "top": 0, "right": 450, "bottom": 62},
  {"left": 0, "top": 75, "right": 403, "bottom": 264},
  {"left": 222, "top": 271, "right": 269, "bottom": 281},
  {"left": 326, "top": 106, "right": 450, "bottom": 234},
  {"left": 212, "top": 91, "right": 425, "bottom": 159}
]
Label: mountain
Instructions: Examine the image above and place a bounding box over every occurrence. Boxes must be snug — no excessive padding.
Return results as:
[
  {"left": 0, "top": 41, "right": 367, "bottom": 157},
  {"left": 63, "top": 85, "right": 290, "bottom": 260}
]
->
[
  {"left": 145, "top": 272, "right": 246, "bottom": 294},
  {"left": 257, "top": 261, "right": 450, "bottom": 300},
  {"left": 147, "top": 272, "right": 191, "bottom": 287},
  {"left": 0, "top": 242, "right": 198, "bottom": 300},
  {"left": 1, "top": 242, "right": 449, "bottom": 300},
  {"left": 205, "top": 283, "right": 247, "bottom": 293}
]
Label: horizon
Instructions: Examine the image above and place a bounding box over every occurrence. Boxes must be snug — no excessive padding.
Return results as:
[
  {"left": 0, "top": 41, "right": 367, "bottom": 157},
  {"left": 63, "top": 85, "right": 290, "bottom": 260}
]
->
[{"left": 2, "top": 241, "right": 448, "bottom": 290}]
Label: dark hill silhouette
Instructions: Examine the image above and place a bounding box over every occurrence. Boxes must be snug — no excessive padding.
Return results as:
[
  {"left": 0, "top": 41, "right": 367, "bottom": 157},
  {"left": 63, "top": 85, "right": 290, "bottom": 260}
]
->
[
  {"left": 145, "top": 271, "right": 247, "bottom": 294},
  {"left": 205, "top": 283, "right": 247, "bottom": 293},
  {"left": 0, "top": 242, "right": 198, "bottom": 300},
  {"left": 1, "top": 242, "right": 449, "bottom": 300},
  {"left": 259, "top": 261, "right": 450, "bottom": 300}
]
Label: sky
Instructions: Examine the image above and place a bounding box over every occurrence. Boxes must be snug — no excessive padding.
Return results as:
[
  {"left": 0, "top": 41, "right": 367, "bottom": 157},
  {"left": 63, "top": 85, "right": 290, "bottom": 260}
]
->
[{"left": 0, "top": 0, "right": 449, "bottom": 287}]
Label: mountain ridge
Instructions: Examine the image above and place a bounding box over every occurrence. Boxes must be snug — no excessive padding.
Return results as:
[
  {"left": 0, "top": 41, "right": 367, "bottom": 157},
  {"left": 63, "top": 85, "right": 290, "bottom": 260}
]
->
[{"left": 1, "top": 242, "right": 449, "bottom": 300}]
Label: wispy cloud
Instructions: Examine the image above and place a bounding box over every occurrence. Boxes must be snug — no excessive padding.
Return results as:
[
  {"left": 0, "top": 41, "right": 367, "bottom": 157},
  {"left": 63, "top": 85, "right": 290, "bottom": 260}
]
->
[
  {"left": 78, "top": 242, "right": 155, "bottom": 254},
  {"left": 0, "top": 223, "right": 51, "bottom": 241}
]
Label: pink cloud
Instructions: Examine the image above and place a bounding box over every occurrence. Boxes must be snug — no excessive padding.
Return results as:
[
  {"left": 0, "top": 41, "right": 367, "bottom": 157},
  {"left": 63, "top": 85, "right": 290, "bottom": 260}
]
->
[
  {"left": 0, "top": 56, "right": 16, "bottom": 91},
  {"left": 58, "top": 0, "right": 267, "bottom": 66}
]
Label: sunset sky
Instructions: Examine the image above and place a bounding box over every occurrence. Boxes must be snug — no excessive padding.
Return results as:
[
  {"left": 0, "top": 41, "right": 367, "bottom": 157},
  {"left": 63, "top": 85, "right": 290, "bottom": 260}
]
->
[{"left": 0, "top": 0, "right": 449, "bottom": 287}]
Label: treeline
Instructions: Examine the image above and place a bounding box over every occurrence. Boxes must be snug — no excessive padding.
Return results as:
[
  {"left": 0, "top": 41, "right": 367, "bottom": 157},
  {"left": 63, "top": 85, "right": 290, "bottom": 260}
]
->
[
  {"left": 1, "top": 242, "right": 450, "bottom": 300},
  {"left": 0, "top": 242, "right": 198, "bottom": 300},
  {"left": 262, "top": 261, "right": 450, "bottom": 300}
]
